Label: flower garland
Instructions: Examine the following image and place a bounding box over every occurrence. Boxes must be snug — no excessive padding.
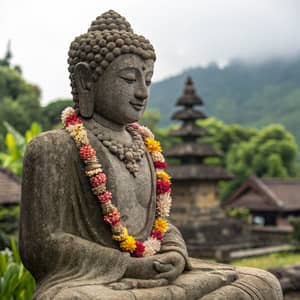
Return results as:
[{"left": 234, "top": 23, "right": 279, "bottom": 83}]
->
[{"left": 61, "top": 107, "right": 172, "bottom": 257}]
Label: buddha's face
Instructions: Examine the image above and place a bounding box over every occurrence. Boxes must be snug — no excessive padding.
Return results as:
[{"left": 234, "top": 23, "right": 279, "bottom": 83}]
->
[{"left": 93, "top": 54, "right": 154, "bottom": 125}]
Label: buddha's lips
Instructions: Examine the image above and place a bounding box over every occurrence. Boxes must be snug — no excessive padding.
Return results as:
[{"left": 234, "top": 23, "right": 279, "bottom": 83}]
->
[{"left": 129, "top": 101, "right": 145, "bottom": 111}]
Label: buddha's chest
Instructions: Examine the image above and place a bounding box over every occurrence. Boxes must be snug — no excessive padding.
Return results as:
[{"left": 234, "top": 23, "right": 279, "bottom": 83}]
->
[{"left": 88, "top": 132, "right": 156, "bottom": 239}]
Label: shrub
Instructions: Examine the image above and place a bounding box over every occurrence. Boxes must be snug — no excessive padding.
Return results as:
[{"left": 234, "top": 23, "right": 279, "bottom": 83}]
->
[{"left": 0, "top": 239, "right": 35, "bottom": 299}]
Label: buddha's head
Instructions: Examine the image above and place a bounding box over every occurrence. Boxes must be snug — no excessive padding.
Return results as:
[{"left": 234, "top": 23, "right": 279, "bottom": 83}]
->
[{"left": 67, "top": 10, "right": 156, "bottom": 125}]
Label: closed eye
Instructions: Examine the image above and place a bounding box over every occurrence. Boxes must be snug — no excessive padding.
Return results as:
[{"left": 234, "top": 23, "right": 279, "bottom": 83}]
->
[{"left": 120, "top": 75, "right": 136, "bottom": 84}]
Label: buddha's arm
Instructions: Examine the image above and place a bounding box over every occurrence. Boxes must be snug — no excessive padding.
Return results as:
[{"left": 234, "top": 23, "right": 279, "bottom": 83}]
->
[
  {"left": 160, "top": 223, "right": 192, "bottom": 270},
  {"left": 19, "top": 131, "right": 129, "bottom": 284}
]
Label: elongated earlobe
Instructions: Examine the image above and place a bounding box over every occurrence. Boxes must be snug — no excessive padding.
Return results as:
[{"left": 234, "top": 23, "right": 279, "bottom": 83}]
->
[{"left": 74, "top": 62, "right": 94, "bottom": 118}]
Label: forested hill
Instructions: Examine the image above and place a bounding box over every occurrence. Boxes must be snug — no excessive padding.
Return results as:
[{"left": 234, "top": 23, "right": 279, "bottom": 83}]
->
[{"left": 149, "top": 55, "right": 300, "bottom": 144}]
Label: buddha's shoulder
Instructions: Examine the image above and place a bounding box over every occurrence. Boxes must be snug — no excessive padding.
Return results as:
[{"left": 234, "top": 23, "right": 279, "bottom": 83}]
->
[{"left": 26, "top": 129, "right": 75, "bottom": 157}]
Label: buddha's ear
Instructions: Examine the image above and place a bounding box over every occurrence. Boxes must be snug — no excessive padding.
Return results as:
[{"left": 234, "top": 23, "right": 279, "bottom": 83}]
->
[{"left": 74, "top": 62, "right": 94, "bottom": 118}]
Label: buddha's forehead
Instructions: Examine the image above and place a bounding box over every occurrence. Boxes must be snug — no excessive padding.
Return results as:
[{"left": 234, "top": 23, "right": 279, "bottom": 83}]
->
[{"left": 105, "top": 54, "right": 154, "bottom": 74}]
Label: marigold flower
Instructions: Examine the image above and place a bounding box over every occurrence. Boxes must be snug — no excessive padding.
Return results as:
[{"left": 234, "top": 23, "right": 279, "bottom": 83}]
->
[
  {"left": 120, "top": 235, "right": 137, "bottom": 253},
  {"left": 145, "top": 138, "right": 162, "bottom": 153},
  {"left": 133, "top": 240, "right": 145, "bottom": 257},
  {"left": 153, "top": 217, "right": 168, "bottom": 234},
  {"left": 156, "top": 171, "right": 171, "bottom": 183},
  {"left": 80, "top": 145, "right": 96, "bottom": 160},
  {"left": 98, "top": 191, "right": 112, "bottom": 204},
  {"left": 156, "top": 180, "right": 171, "bottom": 195},
  {"left": 112, "top": 227, "right": 128, "bottom": 242},
  {"left": 90, "top": 173, "right": 107, "bottom": 187},
  {"left": 85, "top": 168, "right": 103, "bottom": 177}
]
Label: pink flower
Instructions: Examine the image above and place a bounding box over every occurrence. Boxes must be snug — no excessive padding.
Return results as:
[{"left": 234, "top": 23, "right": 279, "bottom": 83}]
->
[
  {"left": 90, "top": 173, "right": 106, "bottom": 187},
  {"left": 156, "top": 180, "right": 171, "bottom": 195},
  {"left": 80, "top": 145, "right": 96, "bottom": 160},
  {"left": 154, "top": 161, "right": 168, "bottom": 169},
  {"left": 98, "top": 191, "right": 112, "bottom": 203},
  {"left": 133, "top": 240, "right": 145, "bottom": 257},
  {"left": 130, "top": 123, "right": 140, "bottom": 130},
  {"left": 104, "top": 208, "right": 120, "bottom": 226},
  {"left": 151, "top": 230, "right": 163, "bottom": 241},
  {"left": 65, "top": 114, "right": 82, "bottom": 127}
]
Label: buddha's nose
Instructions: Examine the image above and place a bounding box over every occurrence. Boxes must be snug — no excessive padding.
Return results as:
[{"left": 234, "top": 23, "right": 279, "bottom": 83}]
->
[{"left": 134, "top": 86, "right": 148, "bottom": 101}]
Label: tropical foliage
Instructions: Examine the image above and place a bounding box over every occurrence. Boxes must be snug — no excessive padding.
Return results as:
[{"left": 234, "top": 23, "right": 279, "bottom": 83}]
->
[
  {"left": 0, "top": 239, "right": 35, "bottom": 300},
  {"left": 0, "top": 122, "right": 42, "bottom": 176},
  {"left": 198, "top": 118, "right": 299, "bottom": 200}
]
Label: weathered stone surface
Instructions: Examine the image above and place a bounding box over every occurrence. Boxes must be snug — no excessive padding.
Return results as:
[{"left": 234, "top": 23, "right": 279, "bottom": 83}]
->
[{"left": 19, "top": 9, "right": 283, "bottom": 300}]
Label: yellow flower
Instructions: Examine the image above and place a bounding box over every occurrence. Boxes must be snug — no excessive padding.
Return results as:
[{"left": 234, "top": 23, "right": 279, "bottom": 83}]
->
[
  {"left": 85, "top": 168, "right": 103, "bottom": 177},
  {"left": 156, "top": 171, "right": 171, "bottom": 183},
  {"left": 120, "top": 235, "right": 137, "bottom": 253},
  {"left": 153, "top": 218, "right": 168, "bottom": 234},
  {"left": 112, "top": 227, "right": 128, "bottom": 242},
  {"left": 145, "top": 138, "right": 162, "bottom": 153}
]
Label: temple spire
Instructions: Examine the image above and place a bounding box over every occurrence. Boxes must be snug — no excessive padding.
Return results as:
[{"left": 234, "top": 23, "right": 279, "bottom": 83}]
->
[{"left": 166, "top": 77, "right": 224, "bottom": 165}]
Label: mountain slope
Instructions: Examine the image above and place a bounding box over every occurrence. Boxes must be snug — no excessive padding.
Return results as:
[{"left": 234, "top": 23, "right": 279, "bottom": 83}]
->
[{"left": 149, "top": 56, "right": 300, "bottom": 144}]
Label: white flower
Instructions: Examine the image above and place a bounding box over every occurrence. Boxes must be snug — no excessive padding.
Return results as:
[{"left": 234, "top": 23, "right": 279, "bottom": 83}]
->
[
  {"left": 151, "top": 152, "right": 165, "bottom": 163},
  {"left": 138, "top": 126, "right": 154, "bottom": 139},
  {"left": 65, "top": 124, "right": 89, "bottom": 146},
  {"left": 143, "top": 237, "right": 161, "bottom": 256},
  {"left": 156, "top": 192, "right": 172, "bottom": 217},
  {"left": 61, "top": 107, "right": 75, "bottom": 126}
]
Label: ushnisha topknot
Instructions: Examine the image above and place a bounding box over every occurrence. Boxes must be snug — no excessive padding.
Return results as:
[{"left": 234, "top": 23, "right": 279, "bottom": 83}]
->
[{"left": 67, "top": 10, "right": 156, "bottom": 102}]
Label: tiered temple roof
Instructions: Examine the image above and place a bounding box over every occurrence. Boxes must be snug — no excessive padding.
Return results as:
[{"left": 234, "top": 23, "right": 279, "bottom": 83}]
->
[{"left": 166, "top": 77, "right": 233, "bottom": 181}]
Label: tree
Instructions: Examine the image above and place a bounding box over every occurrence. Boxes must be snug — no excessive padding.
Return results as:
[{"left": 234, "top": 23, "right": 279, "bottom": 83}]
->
[
  {"left": 41, "top": 98, "right": 73, "bottom": 130},
  {"left": 198, "top": 119, "right": 299, "bottom": 200},
  {"left": 0, "top": 45, "right": 42, "bottom": 136}
]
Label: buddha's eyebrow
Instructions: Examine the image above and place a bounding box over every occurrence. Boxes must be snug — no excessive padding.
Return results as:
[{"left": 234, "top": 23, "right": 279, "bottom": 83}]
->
[{"left": 119, "top": 67, "right": 137, "bottom": 73}]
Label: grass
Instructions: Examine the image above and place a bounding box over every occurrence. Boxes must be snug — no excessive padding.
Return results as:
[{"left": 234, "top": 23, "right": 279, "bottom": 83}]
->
[{"left": 232, "top": 251, "right": 300, "bottom": 270}]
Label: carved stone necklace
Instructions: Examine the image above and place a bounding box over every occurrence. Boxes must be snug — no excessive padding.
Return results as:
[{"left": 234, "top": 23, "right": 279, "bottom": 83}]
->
[{"left": 89, "top": 121, "right": 145, "bottom": 176}]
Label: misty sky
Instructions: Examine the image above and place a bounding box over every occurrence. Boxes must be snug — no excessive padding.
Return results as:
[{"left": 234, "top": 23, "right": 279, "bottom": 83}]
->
[{"left": 1, "top": 0, "right": 300, "bottom": 104}]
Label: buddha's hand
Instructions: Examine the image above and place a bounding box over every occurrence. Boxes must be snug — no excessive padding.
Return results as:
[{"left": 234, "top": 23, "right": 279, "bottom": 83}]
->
[
  {"left": 153, "top": 251, "right": 185, "bottom": 282},
  {"left": 124, "top": 255, "right": 164, "bottom": 279}
]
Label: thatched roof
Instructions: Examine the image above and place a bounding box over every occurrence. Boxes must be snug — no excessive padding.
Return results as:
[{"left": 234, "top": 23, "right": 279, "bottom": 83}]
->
[
  {"left": 0, "top": 168, "right": 21, "bottom": 205},
  {"left": 176, "top": 77, "right": 204, "bottom": 106},
  {"left": 171, "top": 108, "right": 207, "bottom": 121},
  {"left": 167, "top": 164, "right": 233, "bottom": 181},
  {"left": 165, "top": 141, "right": 221, "bottom": 158},
  {"left": 225, "top": 175, "right": 300, "bottom": 212},
  {"left": 169, "top": 122, "right": 209, "bottom": 138}
]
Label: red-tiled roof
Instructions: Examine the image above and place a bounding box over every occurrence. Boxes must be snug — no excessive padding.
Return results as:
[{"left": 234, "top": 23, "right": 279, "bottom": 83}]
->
[
  {"left": 225, "top": 176, "right": 300, "bottom": 212},
  {"left": 0, "top": 168, "right": 21, "bottom": 204}
]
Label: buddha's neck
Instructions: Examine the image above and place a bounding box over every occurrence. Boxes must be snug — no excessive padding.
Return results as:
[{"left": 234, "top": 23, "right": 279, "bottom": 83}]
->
[
  {"left": 92, "top": 113, "right": 131, "bottom": 144},
  {"left": 93, "top": 113, "right": 126, "bottom": 132}
]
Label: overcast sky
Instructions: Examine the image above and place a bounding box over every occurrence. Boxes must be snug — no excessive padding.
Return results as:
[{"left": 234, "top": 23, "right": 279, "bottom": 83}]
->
[{"left": 1, "top": 0, "right": 300, "bottom": 104}]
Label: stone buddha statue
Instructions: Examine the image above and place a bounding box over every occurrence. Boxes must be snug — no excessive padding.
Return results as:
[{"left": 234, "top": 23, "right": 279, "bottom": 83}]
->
[{"left": 20, "top": 10, "right": 283, "bottom": 300}]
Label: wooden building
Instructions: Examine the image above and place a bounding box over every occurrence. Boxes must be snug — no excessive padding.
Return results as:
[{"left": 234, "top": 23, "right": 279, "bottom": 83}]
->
[
  {"left": 0, "top": 168, "right": 20, "bottom": 205},
  {"left": 225, "top": 175, "right": 300, "bottom": 228}
]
